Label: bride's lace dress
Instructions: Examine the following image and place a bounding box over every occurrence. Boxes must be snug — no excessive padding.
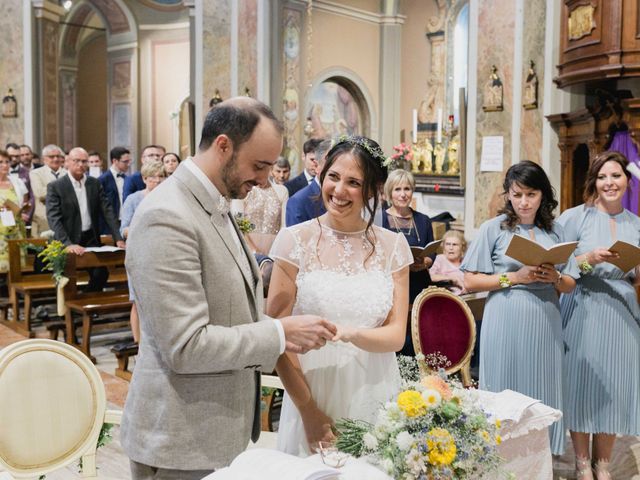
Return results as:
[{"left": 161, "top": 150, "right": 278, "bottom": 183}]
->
[{"left": 270, "top": 220, "right": 412, "bottom": 456}]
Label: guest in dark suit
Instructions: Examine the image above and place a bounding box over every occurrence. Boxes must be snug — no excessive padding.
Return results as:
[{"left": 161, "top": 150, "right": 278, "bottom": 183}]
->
[
  {"left": 285, "top": 139, "right": 332, "bottom": 226},
  {"left": 6, "top": 142, "right": 34, "bottom": 225},
  {"left": 123, "top": 144, "right": 165, "bottom": 201},
  {"left": 46, "top": 147, "right": 125, "bottom": 291},
  {"left": 284, "top": 138, "right": 322, "bottom": 197},
  {"left": 99, "top": 146, "right": 131, "bottom": 234}
]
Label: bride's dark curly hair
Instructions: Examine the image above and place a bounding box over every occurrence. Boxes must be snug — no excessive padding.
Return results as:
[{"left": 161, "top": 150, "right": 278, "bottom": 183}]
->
[
  {"left": 317, "top": 136, "right": 388, "bottom": 261},
  {"left": 498, "top": 160, "right": 558, "bottom": 231}
]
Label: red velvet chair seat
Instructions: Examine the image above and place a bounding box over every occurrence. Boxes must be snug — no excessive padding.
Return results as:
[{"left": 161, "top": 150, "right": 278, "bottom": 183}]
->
[{"left": 411, "top": 287, "right": 476, "bottom": 386}]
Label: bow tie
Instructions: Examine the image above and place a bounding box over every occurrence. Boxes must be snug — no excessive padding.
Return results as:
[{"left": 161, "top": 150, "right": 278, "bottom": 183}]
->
[
  {"left": 217, "top": 196, "right": 230, "bottom": 216},
  {"left": 117, "top": 173, "right": 126, "bottom": 179}
]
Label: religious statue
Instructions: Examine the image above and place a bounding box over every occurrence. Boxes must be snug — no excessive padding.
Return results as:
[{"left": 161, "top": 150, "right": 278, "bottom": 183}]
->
[
  {"left": 411, "top": 140, "right": 433, "bottom": 174},
  {"left": 446, "top": 135, "right": 460, "bottom": 175},
  {"left": 523, "top": 60, "right": 538, "bottom": 110},
  {"left": 482, "top": 65, "right": 503, "bottom": 112},
  {"left": 2, "top": 88, "right": 17, "bottom": 118},
  {"left": 434, "top": 142, "right": 446, "bottom": 175}
]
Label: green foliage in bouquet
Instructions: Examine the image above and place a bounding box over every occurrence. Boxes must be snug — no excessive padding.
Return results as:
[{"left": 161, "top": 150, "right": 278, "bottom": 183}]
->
[
  {"left": 234, "top": 212, "right": 256, "bottom": 234},
  {"left": 38, "top": 240, "right": 67, "bottom": 284},
  {"left": 336, "top": 355, "right": 506, "bottom": 480}
]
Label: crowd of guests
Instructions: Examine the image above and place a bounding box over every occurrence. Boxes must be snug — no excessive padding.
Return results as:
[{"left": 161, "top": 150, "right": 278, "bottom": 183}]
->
[{"left": 2, "top": 127, "right": 638, "bottom": 479}]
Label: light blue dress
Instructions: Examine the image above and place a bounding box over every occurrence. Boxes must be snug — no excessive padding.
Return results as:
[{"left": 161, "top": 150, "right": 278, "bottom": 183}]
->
[
  {"left": 558, "top": 205, "right": 640, "bottom": 435},
  {"left": 120, "top": 190, "right": 146, "bottom": 302},
  {"left": 460, "top": 214, "right": 579, "bottom": 455}
]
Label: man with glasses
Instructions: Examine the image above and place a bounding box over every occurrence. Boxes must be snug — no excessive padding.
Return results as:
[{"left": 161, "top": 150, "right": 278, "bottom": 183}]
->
[
  {"left": 46, "top": 147, "right": 125, "bottom": 291},
  {"left": 123, "top": 144, "right": 165, "bottom": 201},
  {"left": 99, "top": 146, "right": 130, "bottom": 235},
  {"left": 30, "top": 145, "right": 66, "bottom": 236}
]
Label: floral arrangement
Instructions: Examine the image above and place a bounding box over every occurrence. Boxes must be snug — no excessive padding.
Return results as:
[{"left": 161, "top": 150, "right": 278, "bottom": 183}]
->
[
  {"left": 386, "top": 143, "right": 414, "bottom": 171},
  {"left": 234, "top": 212, "right": 256, "bottom": 234},
  {"left": 38, "top": 240, "right": 68, "bottom": 284},
  {"left": 335, "top": 354, "right": 506, "bottom": 480}
]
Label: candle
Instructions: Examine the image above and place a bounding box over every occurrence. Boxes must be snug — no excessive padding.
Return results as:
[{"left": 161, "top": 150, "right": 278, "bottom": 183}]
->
[
  {"left": 412, "top": 109, "right": 418, "bottom": 144},
  {"left": 436, "top": 108, "right": 443, "bottom": 144}
]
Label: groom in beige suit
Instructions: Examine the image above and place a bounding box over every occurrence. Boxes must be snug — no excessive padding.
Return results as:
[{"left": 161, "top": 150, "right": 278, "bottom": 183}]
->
[{"left": 121, "top": 97, "right": 336, "bottom": 479}]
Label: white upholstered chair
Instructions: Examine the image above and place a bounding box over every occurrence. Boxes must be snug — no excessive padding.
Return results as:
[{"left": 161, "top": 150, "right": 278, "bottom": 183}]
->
[{"left": 0, "top": 339, "right": 122, "bottom": 479}]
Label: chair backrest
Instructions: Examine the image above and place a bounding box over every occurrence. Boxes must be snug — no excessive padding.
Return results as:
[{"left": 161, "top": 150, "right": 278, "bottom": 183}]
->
[
  {"left": 0, "top": 339, "right": 106, "bottom": 478},
  {"left": 7, "top": 238, "right": 48, "bottom": 284},
  {"left": 411, "top": 286, "right": 476, "bottom": 376}
]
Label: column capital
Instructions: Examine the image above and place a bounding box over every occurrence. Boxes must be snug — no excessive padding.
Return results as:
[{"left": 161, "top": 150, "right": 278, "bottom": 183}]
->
[{"left": 32, "top": 0, "right": 65, "bottom": 22}]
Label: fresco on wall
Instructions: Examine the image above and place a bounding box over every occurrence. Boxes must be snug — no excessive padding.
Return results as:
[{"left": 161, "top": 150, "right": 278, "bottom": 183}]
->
[
  {"left": 282, "top": 8, "right": 302, "bottom": 173},
  {"left": 307, "top": 81, "right": 361, "bottom": 139}
]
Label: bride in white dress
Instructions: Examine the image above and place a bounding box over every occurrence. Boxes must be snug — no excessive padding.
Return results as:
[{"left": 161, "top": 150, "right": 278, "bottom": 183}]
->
[{"left": 267, "top": 136, "right": 413, "bottom": 456}]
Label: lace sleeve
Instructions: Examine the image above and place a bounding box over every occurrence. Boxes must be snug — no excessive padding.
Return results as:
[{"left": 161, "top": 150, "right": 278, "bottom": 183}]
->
[
  {"left": 269, "top": 226, "right": 302, "bottom": 269},
  {"left": 389, "top": 231, "right": 413, "bottom": 273}
]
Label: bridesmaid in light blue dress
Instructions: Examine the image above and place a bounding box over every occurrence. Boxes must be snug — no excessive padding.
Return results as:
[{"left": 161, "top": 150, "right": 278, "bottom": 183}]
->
[
  {"left": 558, "top": 151, "right": 640, "bottom": 480},
  {"left": 461, "top": 160, "right": 578, "bottom": 456}
]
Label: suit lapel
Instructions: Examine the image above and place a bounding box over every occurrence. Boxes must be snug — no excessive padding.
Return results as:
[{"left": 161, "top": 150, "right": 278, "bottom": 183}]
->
[{"left": 173, "top": 165, "right": 258, "bottom": 303}]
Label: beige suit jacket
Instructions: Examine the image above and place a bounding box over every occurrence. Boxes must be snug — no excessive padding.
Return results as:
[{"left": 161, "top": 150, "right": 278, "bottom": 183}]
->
[
  {"left": 30, "top": 166, "right": 66, "bottom": 236},
  {"left": 120, "top": 162, "right": 281, "bottom": 470}
]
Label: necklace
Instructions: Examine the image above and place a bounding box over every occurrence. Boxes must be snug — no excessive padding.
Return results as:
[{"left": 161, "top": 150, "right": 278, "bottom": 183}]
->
[{"left": 389, "top": 211, "right": 420, "bottom": 243}]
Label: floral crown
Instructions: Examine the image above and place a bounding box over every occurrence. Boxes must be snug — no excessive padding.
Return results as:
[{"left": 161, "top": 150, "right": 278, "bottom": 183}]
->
[{"left": 333, "top": 134, "right": 393, "bottom": 170}]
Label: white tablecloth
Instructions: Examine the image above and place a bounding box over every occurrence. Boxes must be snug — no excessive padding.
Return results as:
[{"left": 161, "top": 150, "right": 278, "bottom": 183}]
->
[{"left": 203, "top": 389, "right": 561, "bottom": 480}]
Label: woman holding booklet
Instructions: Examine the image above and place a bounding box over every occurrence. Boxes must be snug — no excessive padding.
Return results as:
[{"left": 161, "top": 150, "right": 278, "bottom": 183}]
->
[
  {"left": 558, "top": 151, "right": 640, "bottom": 480},
  {"left": 460, "top": 160, "right": 578, "bottom": 456},
  {"left": 381, "top": 169, "right": 435, "bottom": 355}
]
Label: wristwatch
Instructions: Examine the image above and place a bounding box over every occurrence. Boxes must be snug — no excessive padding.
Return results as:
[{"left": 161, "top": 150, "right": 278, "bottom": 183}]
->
[{"left": 498, "top": 272, "right": 512, "bottom": 288}]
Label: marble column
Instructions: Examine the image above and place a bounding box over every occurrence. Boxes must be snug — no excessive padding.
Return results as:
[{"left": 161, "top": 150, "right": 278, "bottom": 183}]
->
[
  {"left": 0, "top": 0, "right": 25, "bottom": 146},
  {"left": 33, "top": 0, "right": 64, "bottom": 148}
]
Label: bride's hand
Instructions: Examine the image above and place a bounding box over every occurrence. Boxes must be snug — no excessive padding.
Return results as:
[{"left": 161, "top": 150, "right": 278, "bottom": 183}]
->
[
  {"left": 332, "top": 324, "right": 358, "bottom": 343},
  {"left": 300, "top": 405, "right": 335, "bottom": 452}
]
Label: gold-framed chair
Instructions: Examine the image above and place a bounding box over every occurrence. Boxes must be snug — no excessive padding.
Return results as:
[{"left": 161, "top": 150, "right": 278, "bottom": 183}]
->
[
  {"left": 0, "top": 339, "right": 122, "bottom": 479},
  {"left": 411, "top": 286, "right": 476, "bottom": 386}
]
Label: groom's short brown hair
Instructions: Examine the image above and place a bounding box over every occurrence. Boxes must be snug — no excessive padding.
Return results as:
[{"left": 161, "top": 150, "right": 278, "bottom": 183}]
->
[{"left": 199, "top": 97, "right": 284, "bottom": 152}]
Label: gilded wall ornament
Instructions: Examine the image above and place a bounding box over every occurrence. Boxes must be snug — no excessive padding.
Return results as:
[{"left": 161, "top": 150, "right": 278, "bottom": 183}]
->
[{"left": 568, "top": 4, "right": 596, "bottom": 41}]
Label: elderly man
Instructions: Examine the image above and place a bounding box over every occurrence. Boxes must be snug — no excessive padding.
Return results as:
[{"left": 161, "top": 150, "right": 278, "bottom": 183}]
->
[
  {"left": 46, "top": 147, "right": 125, "bottom": 290},
  {"left": 29, "top": 145, "right": 66, "bottom": 237},
  {"left": 123, "top": 144, "right": 165, "bottom": 201},
  {"left": 121, "top": 97, "right": 336, "bottom": 479}
]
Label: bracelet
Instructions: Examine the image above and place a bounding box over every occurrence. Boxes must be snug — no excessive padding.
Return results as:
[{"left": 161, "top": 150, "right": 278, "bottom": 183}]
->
[
  {"left": 498, "top": 272, "right": 512, "bottom": 288},
  {"left": 578, "top": 259, "right": 593, "bottom": 275}
]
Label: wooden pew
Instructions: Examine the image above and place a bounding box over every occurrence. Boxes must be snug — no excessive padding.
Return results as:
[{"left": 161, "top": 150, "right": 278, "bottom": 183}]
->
[
  {"left": 63, "top": 250, "right": 132, "bottom": 362},
  {"left": 4, "top": 239, "right": 67, "bottom": 337}
]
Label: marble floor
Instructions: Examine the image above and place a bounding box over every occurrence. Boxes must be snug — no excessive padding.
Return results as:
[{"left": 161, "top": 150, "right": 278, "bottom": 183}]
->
[{"left": 1, "top": 320, "right": 639, "bottom": 479}]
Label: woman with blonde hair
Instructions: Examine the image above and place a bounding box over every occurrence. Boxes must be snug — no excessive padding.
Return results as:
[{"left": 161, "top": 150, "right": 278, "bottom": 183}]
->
[
  {"left": 430, "top": 229, "right": 467, "bottom": 294},
  {"left": 381, "top": 168, "right": 435, "bottom": 355}
]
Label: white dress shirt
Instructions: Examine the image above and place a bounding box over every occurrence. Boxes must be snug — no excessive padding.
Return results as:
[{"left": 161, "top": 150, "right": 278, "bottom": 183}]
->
[
  {"left": 183, "top": 159, "right": 286, "bottom": 353},
  {"left": 71, "top": 175, "right": 92, "bottom": 232}
]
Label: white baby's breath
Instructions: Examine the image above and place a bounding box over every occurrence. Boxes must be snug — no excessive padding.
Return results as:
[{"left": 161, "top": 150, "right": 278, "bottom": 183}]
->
[
  {"left": 363, "top": 432, "right": 378, "bottom": 450},
  {"left": 395, "top": 431, "right": 415, "bottom": 451}
]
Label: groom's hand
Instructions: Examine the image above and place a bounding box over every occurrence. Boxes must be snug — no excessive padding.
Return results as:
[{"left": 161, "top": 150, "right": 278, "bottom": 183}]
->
[{"left": 281, "top": 315, "right": 337, "bottom": 354}]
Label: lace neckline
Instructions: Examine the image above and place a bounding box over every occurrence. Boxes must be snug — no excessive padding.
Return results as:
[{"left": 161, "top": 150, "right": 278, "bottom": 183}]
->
[{"left": 318, "top": 221, "right": 366, "bottom": 235}]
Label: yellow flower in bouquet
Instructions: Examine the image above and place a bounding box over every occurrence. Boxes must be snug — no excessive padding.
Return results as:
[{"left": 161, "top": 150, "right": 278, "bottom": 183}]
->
[
  {"left": 397, "top": 390, "right": 427, "bottom": 417},
  {"left": 421, "top": 374, "right": 453, "bottom": 401},
  {"left": 426, "top": 428, "right": 457, "bottom": 466}
]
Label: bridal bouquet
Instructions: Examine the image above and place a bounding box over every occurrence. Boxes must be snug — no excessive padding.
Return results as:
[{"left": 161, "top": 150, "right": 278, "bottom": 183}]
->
[{"left": 335, "top": 356, "right": 506, "bottom": 479}]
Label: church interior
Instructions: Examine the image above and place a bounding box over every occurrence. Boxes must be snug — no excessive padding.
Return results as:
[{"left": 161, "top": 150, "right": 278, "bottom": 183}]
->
[{"left": 1, "top": 0, "right": 640, "bottom": 479}]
